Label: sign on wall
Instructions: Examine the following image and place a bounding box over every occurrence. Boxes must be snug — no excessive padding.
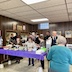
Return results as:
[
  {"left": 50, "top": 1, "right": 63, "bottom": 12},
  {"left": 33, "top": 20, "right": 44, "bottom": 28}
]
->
[
  {"left": 23, "top": 25, "right": 26, "bottom": 30},
  {"left": 13, "top": 24, "right": 16, "bottom": 30},
  {"left": 17, "top": 25, "right": 22, "bottom": 31},
  {"left": 56, "top": 31, "right": 61, "bottom": 36},
  {"left": 65, "top": 31, "right": 72, "bottom": 38}
]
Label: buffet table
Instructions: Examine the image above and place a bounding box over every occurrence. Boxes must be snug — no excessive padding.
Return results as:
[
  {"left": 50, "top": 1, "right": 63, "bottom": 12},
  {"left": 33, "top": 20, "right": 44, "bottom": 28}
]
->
[
  {"left": 0, "top": 49, "right": 47, "bottom": 60},
  {"left": 0, "top": 49, "right": 47, "bottom": 69}
]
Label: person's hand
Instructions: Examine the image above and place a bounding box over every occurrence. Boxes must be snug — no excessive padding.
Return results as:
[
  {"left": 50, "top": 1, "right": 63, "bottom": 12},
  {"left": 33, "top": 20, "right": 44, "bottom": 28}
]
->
[
  {"left": 36, "top": 44, "right": 40, "bottom": 48},
  {"left": 10, "top": 42, "right": 13, "bottom": 45},
  {"left": 28, "top": 48, "right": 32, "bottom": 51},
  {"left": 22, "top": 43, "right": 26, "bottom": 46},
  {"left": 28, "top": 49, "right": 32, "bottom": 51}
]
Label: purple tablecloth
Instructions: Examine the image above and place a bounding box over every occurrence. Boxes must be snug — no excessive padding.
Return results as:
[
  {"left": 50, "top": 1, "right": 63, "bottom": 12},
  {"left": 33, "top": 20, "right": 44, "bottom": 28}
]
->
[{"left": 0, "top": 49, "right": 47, "bottom": 60}]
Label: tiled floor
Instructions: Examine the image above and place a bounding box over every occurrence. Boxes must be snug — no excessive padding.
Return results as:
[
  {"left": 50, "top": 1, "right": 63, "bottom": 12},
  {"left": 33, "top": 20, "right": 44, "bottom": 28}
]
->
[{"left": 0, "top": 58, "right": 72, "bottom": 72}]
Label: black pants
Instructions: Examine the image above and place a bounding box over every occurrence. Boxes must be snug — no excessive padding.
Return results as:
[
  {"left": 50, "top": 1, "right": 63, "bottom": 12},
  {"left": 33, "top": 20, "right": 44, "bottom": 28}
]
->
[
  {"left": 29, "top": 58, "right": 34, "bottom": 65},
  {"left": 41, "top": 60, "right": 44, "bottom": 69},
  {"left": 29, "top": 58, "right": 44, "bottom": 69},
  {"left": 16, "top": 57, "right": 20, "bottom": 62}
]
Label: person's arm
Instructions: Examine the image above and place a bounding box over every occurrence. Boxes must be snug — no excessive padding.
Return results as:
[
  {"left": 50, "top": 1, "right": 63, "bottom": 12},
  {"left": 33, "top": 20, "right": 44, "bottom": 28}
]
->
[
  {"left": 69, "top": 50, "right": 72, "bottom": 64},
  {"left": 35, "top": 37, "right": 40, "bottom": 44},
  {"left": 47, "top": 47, "right": 53, "bottom": 61},
  {"left": 9, "top": 38, "right": 13, "bottom": 44}
]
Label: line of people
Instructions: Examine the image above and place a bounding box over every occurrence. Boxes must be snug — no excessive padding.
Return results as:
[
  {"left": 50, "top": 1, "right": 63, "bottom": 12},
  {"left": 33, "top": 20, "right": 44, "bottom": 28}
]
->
[
  {"left": 8, "top": 31, "right": 58, "bottom": 68},
  {"left": 8, "top": 31, "right": 72, "bottom": 72}
]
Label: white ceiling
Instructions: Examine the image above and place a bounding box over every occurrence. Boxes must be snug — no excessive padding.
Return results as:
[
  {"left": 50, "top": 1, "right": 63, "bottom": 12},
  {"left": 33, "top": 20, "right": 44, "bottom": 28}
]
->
[{"left": 0, "top": 0, "right": 72, "bottom": 24}]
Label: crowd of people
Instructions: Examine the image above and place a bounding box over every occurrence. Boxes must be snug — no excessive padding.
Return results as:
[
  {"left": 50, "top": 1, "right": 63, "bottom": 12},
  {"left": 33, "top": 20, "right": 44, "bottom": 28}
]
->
[{"left": 8, "top": 31, "right": 72, "bottom": 72}]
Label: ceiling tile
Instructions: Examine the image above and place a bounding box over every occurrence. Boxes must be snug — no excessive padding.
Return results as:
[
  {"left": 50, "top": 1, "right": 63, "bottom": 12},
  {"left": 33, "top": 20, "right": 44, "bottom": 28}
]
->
[
  {"left": 49, "top": 18, "right": 69, "bottom": 23},
  {"left": 29, "top": 0, "right": 65, "bottom": 9},
  {"left": 3, "top": 13, "right": 19, "bottom": 18},
  {"left": 23, "top": 21, "right": 32, "bottom": 24},
  {"left": 44, "top": 13, "right": 68, "bottom": 17},
  {"left": 17, "top": 15, "right": 44, "bottom": 20},
  {"left": 37, "top": 5, "right": 66, "bottom": 13},
  {"left": 69, "top": 16, "right": 72, "bottom": 21},
  {"left": 19, "top": 19, "right": 30, "bottom": 22},
  {"left": 68, "top": 8, "right": 72, "bottom": 17},
  {"left": 11, "top": 16, "right": 29, "bottom": 21},
  {"left": 26, "top": 16, "right": 44, "bottom": 19},
  {"left": 69, "top": 15, "right": 72, "bottom": 18},
  {"left": 48, "top": 16, "right": 69, "bottom": 20},
  {"left": 14, "top": 18, "right": 32, "bottom": 24},
  {"left": 15, "top": 10, "right": 39, "bottom": 16},
  {"left": 67, "top": 3, "right": 72, "bottom": 9},
  {"left": 66, "top": 0, "right": 72, "bottom": 3},
  {"left": 6, "top": 6, "right": 33, "bottom": 13},
  {"left": 0, "top": 0, "right": 9, "bottom": 2},
  {"left": 0, "top": 8, "right": 3, "bottom": 11},
  {"left": 46, "top": 14, "right": 68, "bottom": 18},
  {"left": 20, "top": 14, "right": 43, "bottom": 18},
  {"left": 49, "top": 18, "right": 69, "bottom": 21},
  {"left": 0, "top": 0, "right": 26, "bottom": 10},
  {"left": 0, "top": 11, "right": 12, "bottom": 15},
  {"left": 41, "top": 10, "right": 67, "bottom": 16},
  {"left": 68, "top": 8, "right": 72, "bottom": 13}
]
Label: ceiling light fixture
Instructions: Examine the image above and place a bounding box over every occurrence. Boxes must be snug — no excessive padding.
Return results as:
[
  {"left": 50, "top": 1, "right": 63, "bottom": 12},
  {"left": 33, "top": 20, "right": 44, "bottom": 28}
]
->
[
  {"left": 22, "top": 0, "right": 47, "bottom": 4},
  {"left": 31, "top": 18, "right": 48, "bottom": 22}
]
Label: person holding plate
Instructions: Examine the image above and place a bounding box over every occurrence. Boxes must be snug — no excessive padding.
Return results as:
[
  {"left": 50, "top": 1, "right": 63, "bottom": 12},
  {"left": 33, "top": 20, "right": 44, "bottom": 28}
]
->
[{"left": 24, "top": 37, "right": 36, "bottom": 66}]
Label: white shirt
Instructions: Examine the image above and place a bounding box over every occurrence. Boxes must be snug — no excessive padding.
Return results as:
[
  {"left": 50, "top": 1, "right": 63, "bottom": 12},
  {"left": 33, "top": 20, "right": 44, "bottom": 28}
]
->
[
  {"left": 0, "top": 37, "right": 3, "bottom": 46},
  {"left": 25, "top": 41, "right": 36, "bottom": 50},
  {"left": 52, "top": 36, "right": 56, "bottom": 40}
]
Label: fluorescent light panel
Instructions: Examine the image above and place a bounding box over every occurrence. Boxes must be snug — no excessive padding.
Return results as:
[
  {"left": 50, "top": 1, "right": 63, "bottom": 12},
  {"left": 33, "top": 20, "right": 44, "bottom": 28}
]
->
[
  {"left": 22, "top": 0, "right": 47, "bottom": 4},
  {"left": 31, "top": 18, "right": 48, "bottom": 22}
]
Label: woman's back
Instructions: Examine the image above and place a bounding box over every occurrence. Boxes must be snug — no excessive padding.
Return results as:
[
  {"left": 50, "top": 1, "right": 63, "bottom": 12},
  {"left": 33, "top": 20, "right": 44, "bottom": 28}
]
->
[{"left": 47, "top": 45, "right": 72, "bottom": 72}]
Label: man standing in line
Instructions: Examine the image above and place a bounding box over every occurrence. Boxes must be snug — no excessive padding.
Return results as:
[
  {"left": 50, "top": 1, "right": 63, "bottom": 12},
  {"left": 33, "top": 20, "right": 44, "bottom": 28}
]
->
[
  {"left": 51, "top": 31, "right": 58, "bottom": 46},
  {"left": 44, "top": 31, "right": 50, "bottom": 41}
]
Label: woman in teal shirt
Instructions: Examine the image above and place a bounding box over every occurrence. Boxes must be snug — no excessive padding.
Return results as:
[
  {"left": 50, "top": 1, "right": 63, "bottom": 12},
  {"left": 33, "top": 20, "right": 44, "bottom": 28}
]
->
[{"left": 47, "top": 36, "right": 72, "bottom": 72}]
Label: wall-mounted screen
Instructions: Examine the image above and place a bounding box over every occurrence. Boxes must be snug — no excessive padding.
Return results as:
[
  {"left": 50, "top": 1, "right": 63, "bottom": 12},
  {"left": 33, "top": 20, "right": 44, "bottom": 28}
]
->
[{"left": 38, "top": 22, "right": 49, "bottom": 29}]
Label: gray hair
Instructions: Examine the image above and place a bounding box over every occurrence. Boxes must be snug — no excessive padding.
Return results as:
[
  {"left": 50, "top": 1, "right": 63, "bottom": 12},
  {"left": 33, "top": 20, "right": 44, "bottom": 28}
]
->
[{"left": 56, "top": 36, "right": 67, "bottom": 45}]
